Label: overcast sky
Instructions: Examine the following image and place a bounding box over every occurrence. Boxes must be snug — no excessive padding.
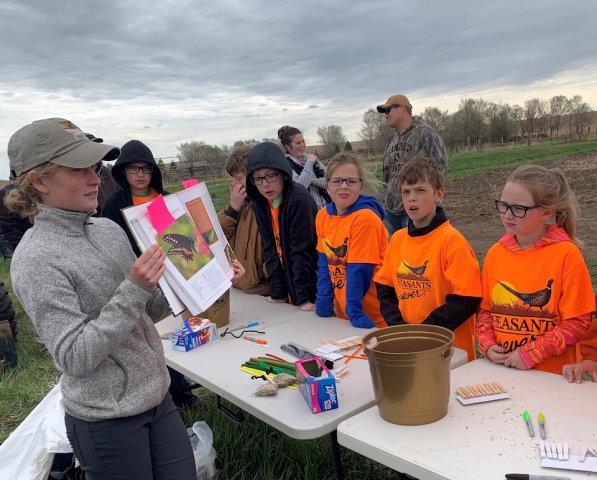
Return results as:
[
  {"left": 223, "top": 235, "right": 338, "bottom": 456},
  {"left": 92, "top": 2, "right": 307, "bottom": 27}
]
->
[{"left": 1, "top": 0, "right": 596, "bottom": 178}]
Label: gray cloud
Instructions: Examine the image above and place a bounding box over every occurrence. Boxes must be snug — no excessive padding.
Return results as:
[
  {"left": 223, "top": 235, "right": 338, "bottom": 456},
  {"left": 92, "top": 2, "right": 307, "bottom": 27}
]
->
[{"left": 1, "top": 0, "right": 596, "bottom": 176}]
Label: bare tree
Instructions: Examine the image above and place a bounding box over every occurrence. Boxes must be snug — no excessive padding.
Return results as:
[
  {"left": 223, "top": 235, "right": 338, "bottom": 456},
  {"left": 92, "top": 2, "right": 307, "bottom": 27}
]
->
[
  {"left": 422, "top": 107, "right": 450, "bottom": 133},
  {"left": 548, "top": 95, "right": 568, "bottom": 139},
  {"left": 317, "top": 125, "right": 347, "bottom": 159},
  {"left": 569, "top": 95, "right": 592, "bottom": 140},
  {"left": 535, "top": 100, "right": 549, "bottom": 141},
  {"left": 524, "top": 98, "right": 541, "bottom": 146},
  {"left": 358, "top": 109, "right": 392, "bottom": 153},
  {"left": 510, "top": 104, "right": 525, "bottom": 145},
  {"left": 232, "top": 139, "right": 259, "bottom": 149},
  {"left": 486, "top": 102, "right": 513, "bottom": 144},
  {"left": 177, "top": 141, "right": 224, "bottom": 167},
  {"left": 457, "top": 98, "right": 488, "bottom": 150},
  {"left": 442, "top": 111, "right": 465, "bottom": 155}
]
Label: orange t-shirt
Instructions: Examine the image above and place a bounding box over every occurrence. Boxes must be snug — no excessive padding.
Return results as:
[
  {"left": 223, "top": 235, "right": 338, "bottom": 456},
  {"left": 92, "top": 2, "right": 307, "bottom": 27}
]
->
[
  {"left": 269, "top": 197, "right": 283, "bottom": 262},
  {"left": 480, "top": 240, "right": 595, "bottom": 373},
  {"left": 132, "top": 187, "right": 159, "bottom": 205},
  {"left": 316, "top": 207, "right": 388, "bottom": 327},
  {"left": 579, "top": 309, "right": 597, "bottom": 362},
  {"left": 375, "top": 221, "right": 481, "bottom": 360}
]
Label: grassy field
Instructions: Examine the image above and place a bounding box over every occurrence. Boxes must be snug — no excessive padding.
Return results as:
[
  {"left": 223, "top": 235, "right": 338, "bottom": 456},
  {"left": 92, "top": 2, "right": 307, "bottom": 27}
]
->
[{"left": 1, "top": 139, "right": 596, "bottom": 478}]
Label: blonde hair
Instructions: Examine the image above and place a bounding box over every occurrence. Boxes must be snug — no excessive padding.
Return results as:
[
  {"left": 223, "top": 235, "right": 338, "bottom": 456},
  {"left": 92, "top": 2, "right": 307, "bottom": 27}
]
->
[
  {"left": 4, "top": 163, "right": 59, "bottom": 222},
  {"left": 325, "top": 152, "right": 380, "bottom": 195},
  {"left": 507, "top": 164, "right": 580, "bottom": 244}
]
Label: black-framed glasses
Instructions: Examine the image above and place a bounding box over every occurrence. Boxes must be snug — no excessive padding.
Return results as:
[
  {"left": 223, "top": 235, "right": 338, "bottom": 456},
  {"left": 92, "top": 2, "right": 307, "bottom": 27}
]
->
[
  {"left": 327, "top": 177, "right": 362, "bottom": 187},
  {"left": 495, "top": 199, "right": 541, "bottom": 218},
  {"left": 378, "top": 104, "right": 401, "bottom": 114},
  {"left": 125, "top": 165, "right": 154, "bottom": 174},
  {"left": 251, "top": 172, "right": 280, "bottom": 185}
]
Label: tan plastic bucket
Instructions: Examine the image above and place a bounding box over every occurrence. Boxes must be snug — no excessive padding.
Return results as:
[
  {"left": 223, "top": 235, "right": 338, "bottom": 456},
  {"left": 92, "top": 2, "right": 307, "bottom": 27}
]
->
[{"left": 363, "top": 325, "right": 454, "bottom": 425}]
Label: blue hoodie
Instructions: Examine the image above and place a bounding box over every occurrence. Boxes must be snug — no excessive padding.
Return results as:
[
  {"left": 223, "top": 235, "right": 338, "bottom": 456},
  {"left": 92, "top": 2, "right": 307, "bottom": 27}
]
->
[{"left": 316, "top": 194, "right": 386, "bottom": 328}]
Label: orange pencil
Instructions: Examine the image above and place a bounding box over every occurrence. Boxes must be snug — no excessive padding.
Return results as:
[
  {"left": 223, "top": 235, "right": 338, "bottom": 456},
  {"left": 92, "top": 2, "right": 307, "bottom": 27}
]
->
[
  {"left": 243, "top": 335, "right": 267, "bottom": 345},
  {"left": 343, "top": 344, "right": 365, "bottom": 365}
]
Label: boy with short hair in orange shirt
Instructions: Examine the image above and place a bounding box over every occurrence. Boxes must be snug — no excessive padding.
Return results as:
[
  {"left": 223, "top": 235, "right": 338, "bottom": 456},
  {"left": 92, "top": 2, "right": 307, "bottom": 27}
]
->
[{"left": 374, "top": 155, "right": 482, "bottom": 360}]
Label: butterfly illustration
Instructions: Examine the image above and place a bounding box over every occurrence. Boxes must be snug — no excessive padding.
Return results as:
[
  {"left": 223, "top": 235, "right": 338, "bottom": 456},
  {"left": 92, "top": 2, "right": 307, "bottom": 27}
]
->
[{"left": 163, "top": 233, "right": 198, "bottom": 263}]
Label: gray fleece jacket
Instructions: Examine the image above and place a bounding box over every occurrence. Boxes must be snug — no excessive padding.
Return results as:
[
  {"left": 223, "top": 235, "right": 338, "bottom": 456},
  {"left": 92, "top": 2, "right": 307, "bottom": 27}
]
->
[{"left": 11, "top": 204, "right": 171, "bottom": 421}]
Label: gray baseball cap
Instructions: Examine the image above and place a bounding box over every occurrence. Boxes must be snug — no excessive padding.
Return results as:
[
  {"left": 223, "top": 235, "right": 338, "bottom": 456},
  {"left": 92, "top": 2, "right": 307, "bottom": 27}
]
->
[{"left": 8, "top": 118, "right": 120, "bottom": 177}]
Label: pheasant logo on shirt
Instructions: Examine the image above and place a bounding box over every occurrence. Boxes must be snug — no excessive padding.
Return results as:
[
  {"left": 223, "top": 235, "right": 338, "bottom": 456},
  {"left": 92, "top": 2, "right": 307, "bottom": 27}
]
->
[
  {"left": 323, "top": 237, "right": 349, "bottom": 290},
  {"left": 323, "top": 237, "right": 348, "bottom": 261},
  {"left": 490, "top": 278, "right": 557, "bottom": 353},
  {"left": 395, "top": 260, "right": 431, "bottom": 299}
]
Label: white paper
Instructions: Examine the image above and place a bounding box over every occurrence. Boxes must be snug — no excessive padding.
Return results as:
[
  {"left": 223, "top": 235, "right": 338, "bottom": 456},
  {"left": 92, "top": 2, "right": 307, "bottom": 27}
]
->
[
  {"left": 542, "top": 455, "right": 597, "bottom": 473},
  {"left": 455, "top": 393, "right": 510, "bottom": 405},
  {"left": 121, "top": 183, "right": 233, "bottom": 315}
]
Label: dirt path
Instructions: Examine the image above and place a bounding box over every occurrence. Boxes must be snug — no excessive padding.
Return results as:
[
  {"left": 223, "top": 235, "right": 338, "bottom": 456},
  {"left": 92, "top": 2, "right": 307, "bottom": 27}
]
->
[{"left": 443, "top": 151, "right": 597, "bottom": 263}]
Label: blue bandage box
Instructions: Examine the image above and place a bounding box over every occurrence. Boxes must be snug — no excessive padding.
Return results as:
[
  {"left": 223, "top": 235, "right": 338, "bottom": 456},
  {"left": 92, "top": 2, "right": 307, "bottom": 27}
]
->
[
  {"left": 170, "top": 317, "right": 217, "bottom": 352},
  {"left": 294, "top": 357, "right": 339, "bottom": 413}
]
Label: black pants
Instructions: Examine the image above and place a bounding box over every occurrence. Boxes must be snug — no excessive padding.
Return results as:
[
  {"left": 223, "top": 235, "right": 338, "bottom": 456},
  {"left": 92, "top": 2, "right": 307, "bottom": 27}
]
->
[
  {"left": 168, "top": 366, "right": 198, "bottom": 408},
  {"left": 65, "top": 394, "right": 195, "bottom": 480}
]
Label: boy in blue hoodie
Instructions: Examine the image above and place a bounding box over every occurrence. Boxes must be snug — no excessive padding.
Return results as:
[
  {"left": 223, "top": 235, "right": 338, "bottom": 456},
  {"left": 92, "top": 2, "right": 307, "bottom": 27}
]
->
[{"left": 315, "top": 153, "right": 388, "bottom": 328}]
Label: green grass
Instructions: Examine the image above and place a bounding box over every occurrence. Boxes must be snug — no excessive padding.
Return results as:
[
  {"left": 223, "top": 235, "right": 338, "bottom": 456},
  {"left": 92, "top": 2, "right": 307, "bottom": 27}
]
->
[
  {"left": 364, "top": 138, "right": 597, "bottom": 181},
  {"left": 0, "top": 259, "right": 61, "bottom": 442},
  {"left": 166, "top": 178, "right": 231, "bottom": 212},
  {"left": 447, "top": 139, "right": 597, "bottom": 178}
]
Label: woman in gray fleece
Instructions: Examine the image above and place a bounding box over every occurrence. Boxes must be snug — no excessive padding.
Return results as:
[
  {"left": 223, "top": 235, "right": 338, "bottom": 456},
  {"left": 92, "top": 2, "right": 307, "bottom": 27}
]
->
[{"left": 6, "top": 118, "right": 195, "bottom": 480}]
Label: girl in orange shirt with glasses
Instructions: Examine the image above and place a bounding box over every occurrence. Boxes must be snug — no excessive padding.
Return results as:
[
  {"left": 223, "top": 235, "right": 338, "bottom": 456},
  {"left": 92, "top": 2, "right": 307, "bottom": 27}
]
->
[
  {"left": 315, "top": 153, "right": 388, "bottom": 328},
  {"left": 477, "top": 165, "right": 595, "bottom": 374}
]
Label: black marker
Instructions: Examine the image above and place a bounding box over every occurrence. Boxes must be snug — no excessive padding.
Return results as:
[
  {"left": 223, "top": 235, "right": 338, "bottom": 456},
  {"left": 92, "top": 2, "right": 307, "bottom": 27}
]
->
[{"left": 505, "top": 474, "right": 572, "bottom": 480}]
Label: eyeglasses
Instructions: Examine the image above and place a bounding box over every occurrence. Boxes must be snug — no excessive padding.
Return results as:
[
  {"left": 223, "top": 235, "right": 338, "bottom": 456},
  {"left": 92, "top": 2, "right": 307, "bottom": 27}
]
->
[
  {"left": 495, "top": 200, "right": 541, "bottom": 218},
  {"left": 125, "top": 165, "right": 154, "bottom": 174},
  {"left": 379, "top": 104, "right": 401, "bottom": 114},
  {"left": 327, "top": 177, "right": 362, "bottom": 187},
  {"left": 251, "top": 172, "right": 280, "bottom": 185}
]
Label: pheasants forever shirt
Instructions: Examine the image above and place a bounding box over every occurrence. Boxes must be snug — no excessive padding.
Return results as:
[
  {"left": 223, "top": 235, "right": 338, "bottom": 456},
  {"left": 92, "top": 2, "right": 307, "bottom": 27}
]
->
[
  {"left": 479, "top": 225, "right": 595, "bottom": 374},
  {"left": 375, "top": 219, "right": 481, "bottom": 360},
  {"left": 316, "top": 195, "right": 388, "bottom": 327}
]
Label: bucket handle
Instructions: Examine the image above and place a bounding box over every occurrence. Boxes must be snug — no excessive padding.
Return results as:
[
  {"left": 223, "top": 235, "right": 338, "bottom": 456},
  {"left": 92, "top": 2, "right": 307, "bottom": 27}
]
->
[{"left": 441, "top": 347, "right": 453, "bottom": 360}]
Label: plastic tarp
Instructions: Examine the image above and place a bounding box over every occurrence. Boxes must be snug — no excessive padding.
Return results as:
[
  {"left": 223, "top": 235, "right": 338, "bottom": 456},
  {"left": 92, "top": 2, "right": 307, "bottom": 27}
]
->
[{"left": 0, "top": 383, "right": 72, "bottom": 480}]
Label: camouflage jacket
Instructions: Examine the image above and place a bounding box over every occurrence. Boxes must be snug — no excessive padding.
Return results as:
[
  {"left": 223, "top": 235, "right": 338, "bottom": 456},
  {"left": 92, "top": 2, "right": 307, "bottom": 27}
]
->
[{"left": 382, "top": 116, "right": 448, "bottom": 214}]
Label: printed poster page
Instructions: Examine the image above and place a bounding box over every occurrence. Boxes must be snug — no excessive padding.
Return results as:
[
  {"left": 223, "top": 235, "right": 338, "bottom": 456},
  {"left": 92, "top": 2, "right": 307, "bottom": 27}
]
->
[
  {"left": 170, "top": 183, "right": 236, "bottom": 279},
  {"left": 154, "top": 196, "right": 231, "bottom": 314},
  {"left": 122, "top": 197, "right": 231, "bottom": 315},
  {"left": 124, "top": 210, "right": 186, "bottom": 315}
]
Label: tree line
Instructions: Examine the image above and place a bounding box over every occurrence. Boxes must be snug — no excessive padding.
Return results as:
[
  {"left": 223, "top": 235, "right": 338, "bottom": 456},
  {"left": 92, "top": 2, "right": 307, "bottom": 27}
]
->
[
  {"left": 359, "top": 94, "right": 594, "bottom": 156},
  {"left": 167, "top": 94, "right": 593, "bottom": 168}
]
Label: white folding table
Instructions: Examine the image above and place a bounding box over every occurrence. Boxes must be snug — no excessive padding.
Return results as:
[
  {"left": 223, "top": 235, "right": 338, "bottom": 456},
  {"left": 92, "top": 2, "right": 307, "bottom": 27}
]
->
[
  {"left": 337, "top": 358, "right": 597, "bottom": 480},
  {"left": 156, "top": 288, "right": 469, "bottom": 479}
]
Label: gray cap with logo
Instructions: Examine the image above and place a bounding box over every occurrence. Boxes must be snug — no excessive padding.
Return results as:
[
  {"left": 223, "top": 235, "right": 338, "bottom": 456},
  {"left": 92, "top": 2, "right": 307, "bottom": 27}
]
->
[{"left": 8, "top": 118, "right": 120, "bottom": 177}]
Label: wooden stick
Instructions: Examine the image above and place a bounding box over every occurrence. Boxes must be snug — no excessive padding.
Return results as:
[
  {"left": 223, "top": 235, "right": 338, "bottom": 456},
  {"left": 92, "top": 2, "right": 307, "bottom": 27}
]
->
[{"left": 343, "top": 344, "right": 365, "bottom": 365}]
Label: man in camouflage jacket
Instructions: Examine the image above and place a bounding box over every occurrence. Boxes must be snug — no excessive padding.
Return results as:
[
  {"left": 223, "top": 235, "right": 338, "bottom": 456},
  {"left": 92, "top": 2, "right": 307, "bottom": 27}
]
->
[{"left": 377, "top": 94, "right": 448, "bottom": 234}]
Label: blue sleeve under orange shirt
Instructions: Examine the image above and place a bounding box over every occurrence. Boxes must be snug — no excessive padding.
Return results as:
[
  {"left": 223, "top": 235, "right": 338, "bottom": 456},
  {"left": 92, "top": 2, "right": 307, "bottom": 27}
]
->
[{"left": 316, "top": 195, "right": 388, "bottom": 328}]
